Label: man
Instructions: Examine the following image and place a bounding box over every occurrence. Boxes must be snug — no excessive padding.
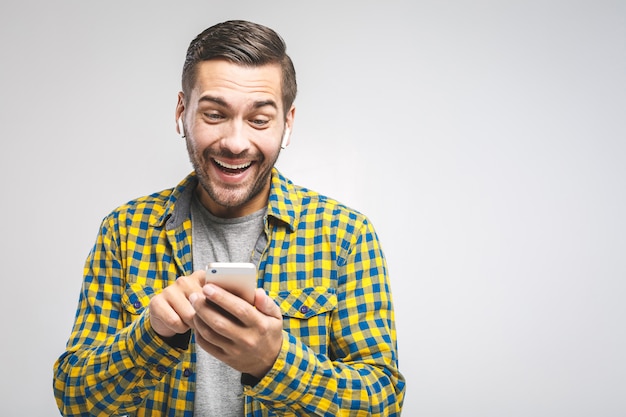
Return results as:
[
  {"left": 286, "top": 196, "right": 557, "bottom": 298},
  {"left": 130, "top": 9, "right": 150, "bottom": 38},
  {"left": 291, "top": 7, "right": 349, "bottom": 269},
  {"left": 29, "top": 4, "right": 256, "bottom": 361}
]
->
[{"left": 54, "top": 20, "right": 406, "bottom": 416}]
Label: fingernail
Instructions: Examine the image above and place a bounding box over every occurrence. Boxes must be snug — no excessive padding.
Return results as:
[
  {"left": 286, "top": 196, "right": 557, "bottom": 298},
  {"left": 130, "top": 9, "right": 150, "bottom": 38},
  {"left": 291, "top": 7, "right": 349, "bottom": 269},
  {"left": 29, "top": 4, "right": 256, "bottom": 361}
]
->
[
  {"left": 204, "top": 284, "right": 216, "bottom": 297},
  {"left": 189, "top": 293, "right": 199, "bottom": 304}
]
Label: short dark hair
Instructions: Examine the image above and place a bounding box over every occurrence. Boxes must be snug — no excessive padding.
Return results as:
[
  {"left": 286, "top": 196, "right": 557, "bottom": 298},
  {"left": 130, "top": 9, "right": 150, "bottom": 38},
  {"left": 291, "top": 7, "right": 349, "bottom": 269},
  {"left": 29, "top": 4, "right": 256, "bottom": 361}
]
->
[{"left": 182, "top": 20, "right": 297, "bottom": 117}]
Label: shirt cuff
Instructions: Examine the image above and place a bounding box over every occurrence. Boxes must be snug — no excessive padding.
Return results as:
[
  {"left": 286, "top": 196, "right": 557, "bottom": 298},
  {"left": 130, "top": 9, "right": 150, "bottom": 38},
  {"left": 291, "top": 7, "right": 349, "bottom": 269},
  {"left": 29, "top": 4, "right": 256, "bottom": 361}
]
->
[{"left": 243, "top": 331, "right": 315, "bottom": 404}]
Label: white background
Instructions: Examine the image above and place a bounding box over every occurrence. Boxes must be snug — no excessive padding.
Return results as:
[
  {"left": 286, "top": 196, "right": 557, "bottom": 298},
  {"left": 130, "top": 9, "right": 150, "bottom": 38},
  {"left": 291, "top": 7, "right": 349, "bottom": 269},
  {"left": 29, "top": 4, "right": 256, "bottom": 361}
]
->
[{"left": 1, "top": 1, "right": 625, "bottom": 415}]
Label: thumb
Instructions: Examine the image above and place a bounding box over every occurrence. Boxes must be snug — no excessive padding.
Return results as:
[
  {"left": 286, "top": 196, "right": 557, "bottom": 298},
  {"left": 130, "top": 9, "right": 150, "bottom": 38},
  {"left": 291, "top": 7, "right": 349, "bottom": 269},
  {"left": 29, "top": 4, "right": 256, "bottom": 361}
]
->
[{"left": 254, "top": 288, "right": 282, "bottom": 319}]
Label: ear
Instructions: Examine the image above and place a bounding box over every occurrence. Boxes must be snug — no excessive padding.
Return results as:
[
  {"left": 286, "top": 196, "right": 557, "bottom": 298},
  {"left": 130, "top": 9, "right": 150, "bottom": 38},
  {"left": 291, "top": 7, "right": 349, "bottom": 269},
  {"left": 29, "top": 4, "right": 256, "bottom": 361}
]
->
[{"left": 175, "top": 92, "right": 185, "bottom": 137}]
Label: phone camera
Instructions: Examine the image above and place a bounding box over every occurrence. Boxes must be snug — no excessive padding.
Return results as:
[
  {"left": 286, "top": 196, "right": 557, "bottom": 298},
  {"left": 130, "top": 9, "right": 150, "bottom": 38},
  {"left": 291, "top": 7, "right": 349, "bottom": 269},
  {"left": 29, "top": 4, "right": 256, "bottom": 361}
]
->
[{"left": 211, "top": 269, "right": 217, "bottom": 274}]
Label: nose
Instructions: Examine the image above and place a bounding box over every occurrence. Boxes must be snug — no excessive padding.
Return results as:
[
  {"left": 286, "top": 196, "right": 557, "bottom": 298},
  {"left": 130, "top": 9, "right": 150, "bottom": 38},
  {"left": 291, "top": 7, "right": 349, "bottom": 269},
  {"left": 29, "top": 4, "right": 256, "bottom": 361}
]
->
[{"left": 221, "top": 123, "right": 249, "bottom": 155}]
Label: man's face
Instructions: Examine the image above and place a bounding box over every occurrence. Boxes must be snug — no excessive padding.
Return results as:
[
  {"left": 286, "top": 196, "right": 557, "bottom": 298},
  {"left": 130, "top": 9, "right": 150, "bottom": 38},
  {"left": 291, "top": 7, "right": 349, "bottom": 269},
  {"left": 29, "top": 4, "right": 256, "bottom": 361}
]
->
[{"left": 177, "top": 60, "right": 294, "bottom": 218}]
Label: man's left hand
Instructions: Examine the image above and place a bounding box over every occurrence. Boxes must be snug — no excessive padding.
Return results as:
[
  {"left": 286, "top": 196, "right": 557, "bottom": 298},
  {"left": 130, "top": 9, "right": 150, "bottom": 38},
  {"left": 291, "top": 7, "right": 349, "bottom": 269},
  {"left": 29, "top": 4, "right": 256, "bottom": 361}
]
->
[{"left": 189, "top": 285, "right": 283, "bottom": 379}]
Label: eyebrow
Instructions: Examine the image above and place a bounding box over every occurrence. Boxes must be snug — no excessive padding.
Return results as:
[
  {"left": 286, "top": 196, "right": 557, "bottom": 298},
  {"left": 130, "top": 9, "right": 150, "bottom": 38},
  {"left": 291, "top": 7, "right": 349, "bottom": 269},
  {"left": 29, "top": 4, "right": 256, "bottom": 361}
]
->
[
  {"left": 198, "top": 95, "right": 278, "bottom": 111},
  {"left": 252, "top": 99, "right": 278, "bottom": 110},
  {"left": 199, "top": 95, "right": 228, "bottom": 107}
]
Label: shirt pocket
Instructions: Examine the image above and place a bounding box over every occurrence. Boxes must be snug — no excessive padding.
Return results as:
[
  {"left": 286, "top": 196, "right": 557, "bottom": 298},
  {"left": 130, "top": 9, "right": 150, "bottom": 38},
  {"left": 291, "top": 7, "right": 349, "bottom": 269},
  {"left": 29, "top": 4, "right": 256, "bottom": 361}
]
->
[
  {"left": 121, "top": 282, "right": 156, "bottom": 325},
  {"left": 270, "top": 286, "right": 337, "bottom": 356}
]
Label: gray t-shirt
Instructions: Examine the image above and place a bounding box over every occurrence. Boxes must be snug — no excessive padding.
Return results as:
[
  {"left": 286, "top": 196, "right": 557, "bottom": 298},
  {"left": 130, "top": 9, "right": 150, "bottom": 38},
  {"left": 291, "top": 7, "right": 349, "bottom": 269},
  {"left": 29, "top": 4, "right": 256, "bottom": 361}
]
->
[{"left": 190, "top": 194, "right": 266, "bottom": 417}]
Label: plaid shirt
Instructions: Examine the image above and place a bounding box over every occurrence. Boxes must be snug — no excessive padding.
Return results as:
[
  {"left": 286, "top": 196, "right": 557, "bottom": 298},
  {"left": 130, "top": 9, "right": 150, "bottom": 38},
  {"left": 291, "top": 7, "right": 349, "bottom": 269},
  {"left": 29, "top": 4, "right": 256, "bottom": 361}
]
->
[{"left": 54, "top": 169, "right": 405, "bottom": 416}]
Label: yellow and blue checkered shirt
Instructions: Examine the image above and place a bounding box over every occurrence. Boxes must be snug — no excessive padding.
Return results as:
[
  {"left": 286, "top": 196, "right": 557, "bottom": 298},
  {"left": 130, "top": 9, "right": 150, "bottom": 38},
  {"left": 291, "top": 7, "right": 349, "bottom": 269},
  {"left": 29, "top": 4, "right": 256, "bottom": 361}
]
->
[{"left": 54, "top": 169, "right": 405, "bottom": 416}]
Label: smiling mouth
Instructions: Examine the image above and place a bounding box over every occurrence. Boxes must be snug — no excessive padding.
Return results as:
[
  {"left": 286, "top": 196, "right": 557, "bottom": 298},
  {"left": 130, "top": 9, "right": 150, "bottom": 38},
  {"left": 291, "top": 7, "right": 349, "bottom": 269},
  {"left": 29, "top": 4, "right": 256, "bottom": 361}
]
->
[{"left": 213, "top": 158, "right": 253, "bottom": 174}]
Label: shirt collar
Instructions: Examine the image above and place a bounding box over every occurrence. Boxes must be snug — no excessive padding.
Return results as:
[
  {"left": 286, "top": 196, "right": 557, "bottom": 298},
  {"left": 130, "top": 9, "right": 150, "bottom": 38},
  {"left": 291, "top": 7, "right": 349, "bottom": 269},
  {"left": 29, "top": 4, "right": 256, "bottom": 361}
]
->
[
  {"left": 155, "top": 168, "right": 300, "bottom": 233},
  {"left": 266, "top": 168, "right": 300, "bottom": 233},
  {"left": 153, "top": 173, "right": 197, "bottom": 230}
]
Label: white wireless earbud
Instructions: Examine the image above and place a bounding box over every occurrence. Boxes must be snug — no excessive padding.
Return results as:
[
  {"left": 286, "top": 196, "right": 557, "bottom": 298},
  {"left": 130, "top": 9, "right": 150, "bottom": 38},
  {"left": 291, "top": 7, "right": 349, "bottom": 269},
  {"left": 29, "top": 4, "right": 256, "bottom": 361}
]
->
[
  {"left": 177, "top": 117, "right": 185, "bottom": 138},
  {"left": 281, "top": 127, "right": 290, "bottom": 149}
]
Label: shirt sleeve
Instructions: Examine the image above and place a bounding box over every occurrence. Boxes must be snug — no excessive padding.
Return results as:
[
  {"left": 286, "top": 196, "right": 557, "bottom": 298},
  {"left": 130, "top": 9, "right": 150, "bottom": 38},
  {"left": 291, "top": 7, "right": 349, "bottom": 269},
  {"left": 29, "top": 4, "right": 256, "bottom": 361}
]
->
[
  {"left": 243, "top": 218, "right": 406, "bottom": 416},
  {"left": 52, "top": 215, "right": 187, "bottom": 417}
]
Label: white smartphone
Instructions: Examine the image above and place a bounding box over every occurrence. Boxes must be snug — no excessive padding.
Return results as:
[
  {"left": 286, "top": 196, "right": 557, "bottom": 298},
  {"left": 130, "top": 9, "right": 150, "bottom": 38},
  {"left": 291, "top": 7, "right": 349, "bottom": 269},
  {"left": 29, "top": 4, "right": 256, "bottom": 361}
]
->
[{"left": 205, "top": 262, "right": 257, "bottom": 305}]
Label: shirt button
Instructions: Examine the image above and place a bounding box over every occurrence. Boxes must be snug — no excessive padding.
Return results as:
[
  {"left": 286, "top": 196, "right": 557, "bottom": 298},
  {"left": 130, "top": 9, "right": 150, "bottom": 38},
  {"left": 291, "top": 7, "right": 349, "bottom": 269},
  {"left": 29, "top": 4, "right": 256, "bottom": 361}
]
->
[
  {"left": 299, "top": 305, "right": 309, "bottom": 314},
  {"left": 133, "top": 301, "right": 142, "bottom": 309},
  {"left": 156, "top": 365, "right": 166, "bottom": 373},
  {"left": 183, "top": 368, "right": 192, "bottom": 378}
]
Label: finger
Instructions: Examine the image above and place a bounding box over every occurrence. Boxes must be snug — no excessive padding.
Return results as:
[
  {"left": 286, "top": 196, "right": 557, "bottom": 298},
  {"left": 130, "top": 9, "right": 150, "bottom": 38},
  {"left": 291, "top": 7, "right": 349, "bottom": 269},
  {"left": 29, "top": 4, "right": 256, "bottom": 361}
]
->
[
  {"left": 193, "top": 312, "right": 233, "bottom": 351},
  {"left": 175, "top": 270, "right": 206, "bottom": 296},
  {"left": 194, "top": 269, "right": 207, "bottom": 285},
  {"left": 149, "top": 293, "right": 192, "bottom": 337},
  {"left": 189, "top": 291, "right": 240, "bottom": 344},
  {"left": 168, "top": 285, "right": 199, "bottom": 328},
  {"left": 202, "top": 283, "right": 251, "bottom": 317},
  {"left": 253, "top": 288, "right": 282, "bottom": 320},
  {"left": 149, "top": 271, "right": 206, "bottom": 338},
  {"left": 188, "top": 292, "right": 204, "bottom": 306},
  {"left": 194, "top": 331, "right": 229, "bottom": 362}
]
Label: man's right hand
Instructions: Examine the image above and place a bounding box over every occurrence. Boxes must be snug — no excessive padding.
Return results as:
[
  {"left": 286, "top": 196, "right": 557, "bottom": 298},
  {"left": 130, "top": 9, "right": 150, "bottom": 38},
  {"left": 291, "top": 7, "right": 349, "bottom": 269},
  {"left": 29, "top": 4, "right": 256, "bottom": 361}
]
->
[{"left": 148, "top": 270, "right": 206, "bottom": 338}]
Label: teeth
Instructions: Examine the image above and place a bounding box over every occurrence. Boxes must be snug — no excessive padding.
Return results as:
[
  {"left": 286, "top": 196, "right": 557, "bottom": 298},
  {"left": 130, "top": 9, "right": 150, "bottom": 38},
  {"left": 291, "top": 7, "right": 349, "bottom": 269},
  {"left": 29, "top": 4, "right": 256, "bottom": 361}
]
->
[{"left": 214, "top": 159, "right": 251, "bottom": 170}]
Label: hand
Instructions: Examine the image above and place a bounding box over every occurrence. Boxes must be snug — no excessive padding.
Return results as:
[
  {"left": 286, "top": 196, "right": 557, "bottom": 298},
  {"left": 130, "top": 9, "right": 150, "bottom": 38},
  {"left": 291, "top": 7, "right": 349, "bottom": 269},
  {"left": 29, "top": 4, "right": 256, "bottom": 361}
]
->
[
  {"left": 189, "top": 285, "right": 283, "bottom": 379},
  {"left": 149, "top": 270, "right": 206, "bottom": 338}
]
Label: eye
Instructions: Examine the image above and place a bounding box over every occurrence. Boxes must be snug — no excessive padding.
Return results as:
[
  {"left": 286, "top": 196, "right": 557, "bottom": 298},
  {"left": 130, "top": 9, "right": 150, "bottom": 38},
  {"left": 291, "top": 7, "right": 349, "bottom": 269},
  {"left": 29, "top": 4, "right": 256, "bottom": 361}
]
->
[
  {"left": 204, "top": 112, "right": 225, "bottom": 123},
  {"left": 249, "top": 117, "right": 270, "bottom": 128}
]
